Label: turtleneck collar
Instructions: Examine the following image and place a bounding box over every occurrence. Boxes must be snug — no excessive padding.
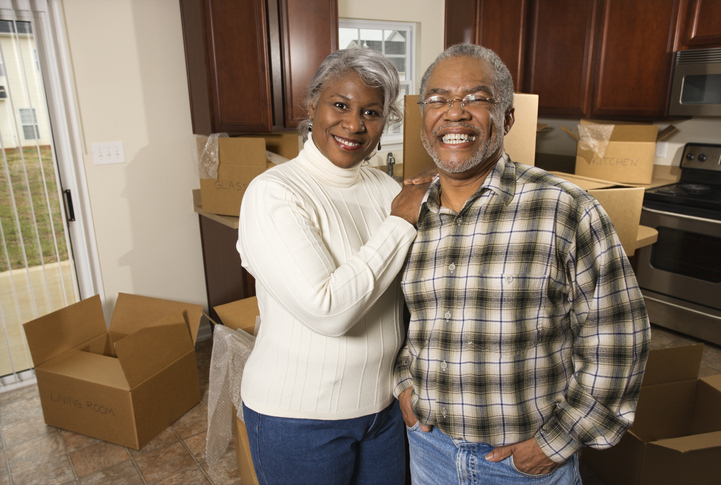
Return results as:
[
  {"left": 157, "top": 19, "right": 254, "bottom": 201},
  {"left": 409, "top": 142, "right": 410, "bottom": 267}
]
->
[{"left": 300, "top": 136, "right": 362, "bottom": 187}]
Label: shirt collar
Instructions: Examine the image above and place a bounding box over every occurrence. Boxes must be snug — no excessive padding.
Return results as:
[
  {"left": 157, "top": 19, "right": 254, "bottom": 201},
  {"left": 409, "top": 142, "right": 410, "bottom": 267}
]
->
[{"left": 422, "top": 153, "right": 517, "bottom": 214}]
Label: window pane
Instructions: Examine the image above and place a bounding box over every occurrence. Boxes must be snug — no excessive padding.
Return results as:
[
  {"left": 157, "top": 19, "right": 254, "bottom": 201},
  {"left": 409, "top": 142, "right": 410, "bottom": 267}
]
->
[
  {"left": 360, "top": 29, "right": 383, "bottom": 41},
  {"left": 389, "top": 58, "right": 405, "bottom": 74},
  {"left": 339, "top": 28, "right": 358, "bottom": 49}
]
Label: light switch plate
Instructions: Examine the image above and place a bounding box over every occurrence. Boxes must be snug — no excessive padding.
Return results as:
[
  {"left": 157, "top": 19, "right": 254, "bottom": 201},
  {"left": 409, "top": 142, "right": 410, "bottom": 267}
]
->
[
  {"left": 92, "top": 142, "right": 126, "bottom": 165},
  {"left": 655, "top": 141, "right": 668, "bottom": 158}
]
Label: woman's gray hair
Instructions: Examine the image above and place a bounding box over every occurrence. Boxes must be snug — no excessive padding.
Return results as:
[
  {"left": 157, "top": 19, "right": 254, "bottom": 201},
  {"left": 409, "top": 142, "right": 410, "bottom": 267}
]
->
[
  {"left": 299, "top": 47, "right": 402, "bottom": 141},
  {"left": 419, "top": 43, "right": 514, "bottom": 116}
]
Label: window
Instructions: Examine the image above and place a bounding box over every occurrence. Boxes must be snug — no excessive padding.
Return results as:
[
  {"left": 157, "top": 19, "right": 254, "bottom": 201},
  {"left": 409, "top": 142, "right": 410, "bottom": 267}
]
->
[
  {"left": 19, "top": 107, "right": 39, "bottom": 139},
  {"left": 339, "top": 19, "right": 415, "bottom": 146}
]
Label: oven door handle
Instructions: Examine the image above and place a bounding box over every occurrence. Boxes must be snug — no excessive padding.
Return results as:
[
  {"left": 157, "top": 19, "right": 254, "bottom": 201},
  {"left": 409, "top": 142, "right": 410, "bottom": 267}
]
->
[{"left": 642, "top": 206, "right": 721, "bottom": 225}]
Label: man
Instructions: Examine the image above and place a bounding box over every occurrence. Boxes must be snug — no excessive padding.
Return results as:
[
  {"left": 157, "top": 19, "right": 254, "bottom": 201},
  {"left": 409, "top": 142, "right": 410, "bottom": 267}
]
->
[{"left": 394, "top": 43, "right": 650, "bottom": 484}]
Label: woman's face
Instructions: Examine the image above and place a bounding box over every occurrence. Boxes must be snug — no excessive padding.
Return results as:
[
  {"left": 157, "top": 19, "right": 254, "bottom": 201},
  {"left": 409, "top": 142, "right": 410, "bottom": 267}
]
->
[{"left": 309, "top": 71, "right": 385, "bottom": 169}]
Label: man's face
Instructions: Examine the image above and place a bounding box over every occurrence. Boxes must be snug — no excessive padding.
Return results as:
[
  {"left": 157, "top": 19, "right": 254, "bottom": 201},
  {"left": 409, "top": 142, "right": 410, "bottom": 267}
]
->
[{"left": 420, "top": 57, "right": 512, "bottom": 176}]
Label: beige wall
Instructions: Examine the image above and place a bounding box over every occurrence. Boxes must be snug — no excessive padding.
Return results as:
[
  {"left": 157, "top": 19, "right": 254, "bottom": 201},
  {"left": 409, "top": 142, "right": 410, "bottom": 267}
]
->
[{"left": 61, "top": 1, "right": 206, "bottom": 314}]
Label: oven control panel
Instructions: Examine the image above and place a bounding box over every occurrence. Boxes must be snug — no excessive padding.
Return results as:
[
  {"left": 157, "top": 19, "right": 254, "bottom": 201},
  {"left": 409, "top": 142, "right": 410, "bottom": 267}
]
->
[{"left": 681, "top": 143, "right": 721, "bottom": 171}]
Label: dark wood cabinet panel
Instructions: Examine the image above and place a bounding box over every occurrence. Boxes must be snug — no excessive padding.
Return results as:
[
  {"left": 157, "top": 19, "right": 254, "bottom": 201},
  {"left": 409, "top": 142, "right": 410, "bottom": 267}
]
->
[
  {"left": 444, "top": 0, "right": 527, "bottom": 92},
  {"left": 524, "top": 0, "right": 598, "bottom": 117},
  {"left": 180, "top": 0, "right": 337, "bottom": 135},
  {"left": 445, "top": 0, "right": 687, "bottom": 120},
  {"left": 279, "top": 0, "right": 338, "bottom": 127},
  {"left": 677, "top": 0, "right": 721, "bottom": 49},
  {"left": 591, "top": 0, "right": 679, "bottom": 119}
]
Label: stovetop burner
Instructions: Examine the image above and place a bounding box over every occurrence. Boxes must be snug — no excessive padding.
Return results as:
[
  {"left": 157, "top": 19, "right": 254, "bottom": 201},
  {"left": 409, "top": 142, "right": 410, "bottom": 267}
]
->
[{"left": 643, "top": 143, "right": 721, "bottom": 220}]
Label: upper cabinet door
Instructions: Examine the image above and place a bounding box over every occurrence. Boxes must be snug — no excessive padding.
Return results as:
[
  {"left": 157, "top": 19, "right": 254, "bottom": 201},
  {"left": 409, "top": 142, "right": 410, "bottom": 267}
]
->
[
  {"left": 279, "top": 0, "right": 338, "bottom": 128},
  {"left": 180, "top": 0, "right": 337, "bottom": 135},
  {"left": 677, "top": 0, "right": 721, "bottom": 49},
  {"left": 444, "top": 0, "right": 528, "bottom": 92},
  {"left": 591, "top": 0, "right": 680, "bottom": 119},
  {"left": 524, "top": 0, "right": 598, "bottom": 117}
]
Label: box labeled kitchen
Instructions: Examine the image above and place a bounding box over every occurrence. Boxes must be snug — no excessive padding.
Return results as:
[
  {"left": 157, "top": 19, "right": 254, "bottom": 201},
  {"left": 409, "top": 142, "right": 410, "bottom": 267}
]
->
[
  {"left": 197, "top": 133, "right": 299, "bottom": 217},
  {"left": 564, "top": 120, "right": 676, "bottom": 185},
  {"left": 550, "top": 172, "right": 644, "bottom": 256},
  {"left": 582, "top": 344, "right": 721, "bottom": 485},
  {"left": 23, "top": 293, "right": 203, "bottom": 449},
  {"left": 402, "top": 93, "right": 540, "bottom": 178}
]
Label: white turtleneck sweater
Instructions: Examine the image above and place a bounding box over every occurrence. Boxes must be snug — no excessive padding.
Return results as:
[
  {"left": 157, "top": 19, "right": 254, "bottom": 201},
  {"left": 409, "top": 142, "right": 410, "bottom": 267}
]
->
[{"left": 237, "top": 138, "right": 417, "bottom": 420}]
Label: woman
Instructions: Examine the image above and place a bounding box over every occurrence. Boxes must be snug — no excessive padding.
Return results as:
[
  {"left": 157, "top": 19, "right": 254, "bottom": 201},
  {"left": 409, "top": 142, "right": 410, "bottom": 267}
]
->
[{"left": 237, "top": 47, "right": 426, "bottom": 484}]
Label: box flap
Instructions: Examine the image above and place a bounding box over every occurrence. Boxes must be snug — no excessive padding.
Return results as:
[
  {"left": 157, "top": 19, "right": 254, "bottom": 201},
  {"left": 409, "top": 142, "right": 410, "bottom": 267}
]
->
[
  {"left": 220, "top": 137, "right": 267, "bottom": 168},
  {"left": 214, "top": 297, "right": 259, "bottom": 335},
  {"left": 642, "top": 344, "right": 704, "bottom": 386},
  {"left": 690, "top": 377, "right": 721, "bottom": 435},
  {"left": 632, "top": 379, "right": 697, "bottom": 442},
  {"left": 23, "top": 295, "right": 107, "bottom": 367},
  {"left": 39, "top": 349, "right": 130, "bottom": 390},
  {"left": 651, "top": 430, "right": 721, "bottom": 453},
  {"left": 579, "top": 119, "right": 659, "bottom": 142},
  {"left": 109, "top": 293, "right": 203, "bottom": 343},
  {"left": 114, "top": 316, "right": 193, "bottom": 388},
  {"left": 657, "top": 125, "right": 677, "bottom": 142}
]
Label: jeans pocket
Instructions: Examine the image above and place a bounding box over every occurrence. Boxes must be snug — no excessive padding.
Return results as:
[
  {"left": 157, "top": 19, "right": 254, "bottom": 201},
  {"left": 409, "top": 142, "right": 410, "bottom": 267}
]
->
[{"left": 507, "top": 455, "right": 556, "bottom": 479}]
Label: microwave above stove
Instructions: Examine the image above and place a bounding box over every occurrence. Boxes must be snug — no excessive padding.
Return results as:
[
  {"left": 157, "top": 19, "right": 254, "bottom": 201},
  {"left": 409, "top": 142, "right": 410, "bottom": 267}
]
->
[{"left": 669, "top": 47, "right": 721, "bottom": 117}]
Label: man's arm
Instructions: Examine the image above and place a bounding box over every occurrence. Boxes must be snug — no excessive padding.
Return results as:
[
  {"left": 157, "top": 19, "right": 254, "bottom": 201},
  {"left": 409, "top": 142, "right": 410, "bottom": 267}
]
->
[{"left": 536, "top": 201, "right": 651, "bottom": 463}]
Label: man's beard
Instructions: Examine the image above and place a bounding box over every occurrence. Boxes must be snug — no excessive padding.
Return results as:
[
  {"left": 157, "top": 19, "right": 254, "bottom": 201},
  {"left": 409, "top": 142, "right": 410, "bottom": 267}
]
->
[{"left": 421, "top": 118, "right": 504, "bottom": 174}]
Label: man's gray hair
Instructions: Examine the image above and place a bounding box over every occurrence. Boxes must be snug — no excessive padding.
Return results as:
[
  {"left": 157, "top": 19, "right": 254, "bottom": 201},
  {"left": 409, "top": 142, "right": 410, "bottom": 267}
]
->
[
  {"left": 300, "top": 47, "right": 402, "bottom": 140},
  {"left": 419, "top": 43, "right": 514, "bottom": 115}
]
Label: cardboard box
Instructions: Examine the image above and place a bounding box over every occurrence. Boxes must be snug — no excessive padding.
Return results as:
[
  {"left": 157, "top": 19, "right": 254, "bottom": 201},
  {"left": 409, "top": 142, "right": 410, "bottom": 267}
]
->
[
  {"left": 23, "top": 294, "right": 204, "bottom": 449},
  {"left": 563, "top": 120, "right": 676, "bottom": 185},
  {"left": 403, "top": 93, "right": 540, "bottom": 178},
  {"left": 583, "top": 344, "right": 721, "bottom": 485},
  {"left": 551, "top": 172, "right": 644, "bottom": 256},
  {"left": 198, "top": 133, "right": 299, "bottom": 217},
  {"left": 213, "top": 297, "right": 260, "bottom": 484}
]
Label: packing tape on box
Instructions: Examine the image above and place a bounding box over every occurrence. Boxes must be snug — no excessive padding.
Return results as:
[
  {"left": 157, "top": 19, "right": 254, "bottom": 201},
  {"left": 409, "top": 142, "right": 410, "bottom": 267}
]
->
[
  {"left": 196, "top": 133, "right": 229, "bottom": 180},
  {"left": 578, "top": 123, "right": 614, "bottom": 159},
  {"left": 206, "top": 323, "right": 255, "bottom": 468}
]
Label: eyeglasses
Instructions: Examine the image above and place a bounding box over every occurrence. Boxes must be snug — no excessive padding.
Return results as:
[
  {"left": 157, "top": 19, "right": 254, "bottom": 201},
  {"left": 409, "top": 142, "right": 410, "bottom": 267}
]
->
[{"left": 418, "top": 93, "right": 496, "bottom": 111}]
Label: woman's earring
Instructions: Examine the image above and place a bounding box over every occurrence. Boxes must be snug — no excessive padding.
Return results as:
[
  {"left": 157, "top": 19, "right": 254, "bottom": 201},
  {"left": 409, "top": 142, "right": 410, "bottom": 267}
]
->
[
  {"left": 378, "top": 142, "right": 381, "bottom": 150},
  {"left": 308, "top": 122, "right": 313, "bottom": 132}
]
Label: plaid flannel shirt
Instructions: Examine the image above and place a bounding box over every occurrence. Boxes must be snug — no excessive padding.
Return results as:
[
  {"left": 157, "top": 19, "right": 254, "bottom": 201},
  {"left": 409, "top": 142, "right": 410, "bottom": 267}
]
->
[{"left": 394, "top": 155, "right": 650, "bottom": 463}]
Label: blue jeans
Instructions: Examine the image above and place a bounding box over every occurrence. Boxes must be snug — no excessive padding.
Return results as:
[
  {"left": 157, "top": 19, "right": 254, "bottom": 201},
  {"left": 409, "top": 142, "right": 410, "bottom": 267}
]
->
[
  {"left": 406, "top": 424, "right": 581, "bottom": 485},
  {"left": 242, "top": 401, "right": 405, "bottom": 485}
]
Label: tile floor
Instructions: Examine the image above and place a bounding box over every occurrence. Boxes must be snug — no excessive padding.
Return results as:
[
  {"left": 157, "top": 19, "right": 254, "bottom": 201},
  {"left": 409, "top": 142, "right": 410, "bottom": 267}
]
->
[{"left": 1, "top": 324, "right": 720, "bottom": 485}]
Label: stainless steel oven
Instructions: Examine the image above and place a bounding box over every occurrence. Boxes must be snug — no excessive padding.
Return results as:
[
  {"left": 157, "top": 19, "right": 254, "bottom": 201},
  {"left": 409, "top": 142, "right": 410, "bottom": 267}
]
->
[{"left": 635, "top": 143, "right": 721, "bottom": 345}]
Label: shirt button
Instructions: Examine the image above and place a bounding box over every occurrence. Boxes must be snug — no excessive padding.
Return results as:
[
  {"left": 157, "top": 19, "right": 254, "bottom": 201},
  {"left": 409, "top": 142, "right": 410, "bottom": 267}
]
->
[
  {"left": 456, "top": 218, "right": 462, "bottom": 225},
  {"left": 506, "top": 275, "right": 514, "bottom": 284},
  {"left": 444, "top": 311, "right": 451, "bottom": 320},
  {"left": 441, "top": 360, "right": 448, "bottom": 371},
  {"left": 449, "top": 263, "right": 455, "bottom": 272},
  {"left": 442, "top": 407, "right": 448, "bottom": 418}
]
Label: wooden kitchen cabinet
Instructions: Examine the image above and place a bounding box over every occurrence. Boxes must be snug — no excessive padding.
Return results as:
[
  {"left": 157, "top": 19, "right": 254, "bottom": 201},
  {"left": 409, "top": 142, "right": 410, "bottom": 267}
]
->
[
  {"left": 444, "top": 0, "right": 528, "bottom": 92},
  {"left": 524, "top": 0, "right": 598, "bottom": 117},
  {"left": 591, "top": 0, "right": 679, "bottom": 119},
  {"left": 445, "top": 0, "right": 682, "bottom": 119},
  {"left": 180, "top": 0, "right": 338, "bottom": 135},
  {"left": 676, "top": 0, "right": 721, "bottom": 50}
]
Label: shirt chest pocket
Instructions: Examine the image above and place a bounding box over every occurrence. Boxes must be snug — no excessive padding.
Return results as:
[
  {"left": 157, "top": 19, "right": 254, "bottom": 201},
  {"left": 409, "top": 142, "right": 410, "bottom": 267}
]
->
[{"left": 465, "top": 273, "right": 554, "bottom": 354}]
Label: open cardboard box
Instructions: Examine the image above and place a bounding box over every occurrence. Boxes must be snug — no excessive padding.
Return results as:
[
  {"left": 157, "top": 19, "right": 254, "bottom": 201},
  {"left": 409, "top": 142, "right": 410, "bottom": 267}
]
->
[
  {"left": 403, "top": 93, "right": 540, "bottom": 178},
  {"left": 563, "top": 120, "right": 676, "bottom": 185},
  {"left": 550, "top": 172, "right": 644, "bottom": 256},
  {"left": 23, "top": 294, "right": 203, "bottom": 449},
  {"left": 213, "top": 297, "right": 260, "bottom": 485},
  {"left": 197, "top": 133, "right": 300, "bottom": 217},
  {"left": 582, "top": 344, "right": 721, "bottom": 485}
]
